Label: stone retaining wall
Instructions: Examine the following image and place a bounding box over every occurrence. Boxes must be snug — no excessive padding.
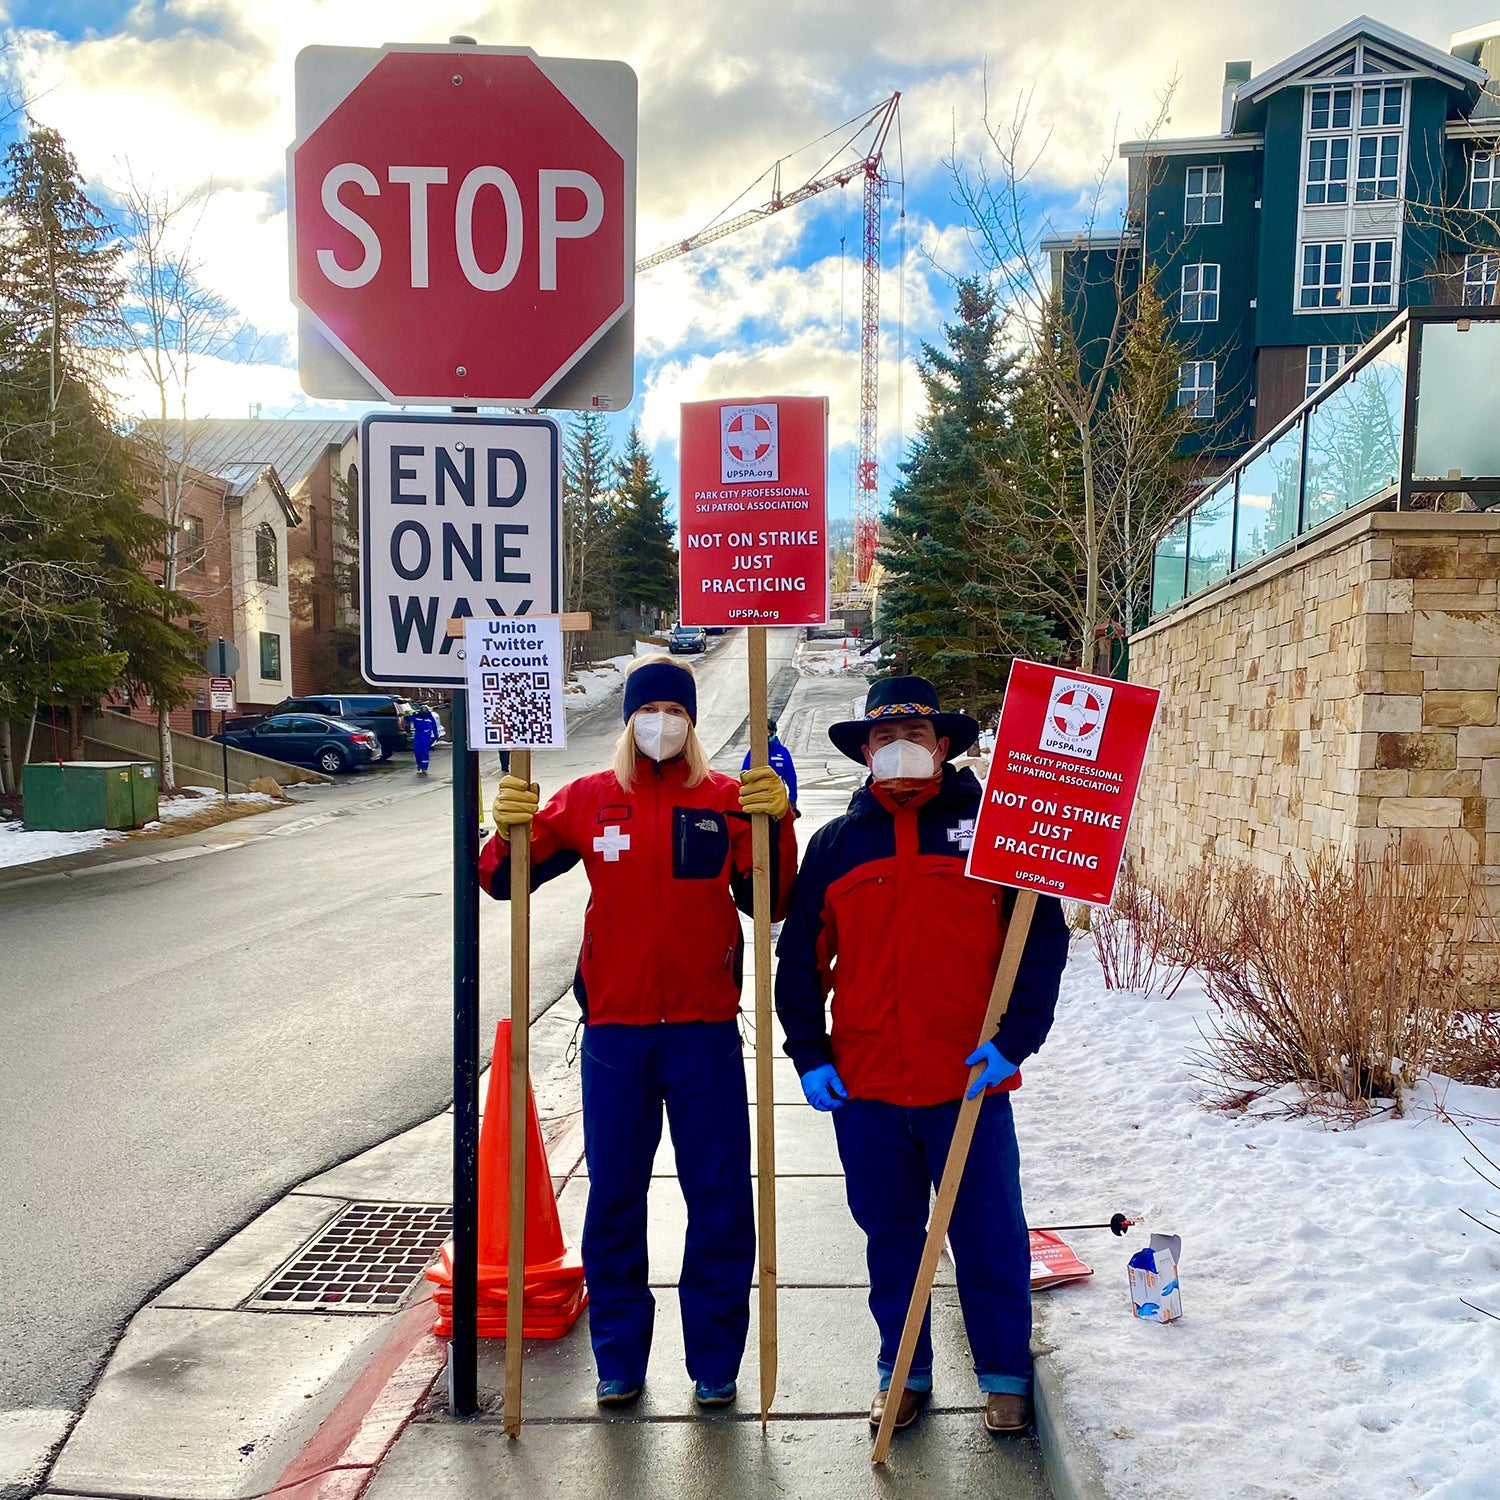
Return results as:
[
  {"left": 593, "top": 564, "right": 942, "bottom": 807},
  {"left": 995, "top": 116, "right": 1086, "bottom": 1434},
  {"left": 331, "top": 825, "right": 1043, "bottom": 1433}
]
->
[{"left": 1129, "top": 509, "right": 1500, "bottom": 949}]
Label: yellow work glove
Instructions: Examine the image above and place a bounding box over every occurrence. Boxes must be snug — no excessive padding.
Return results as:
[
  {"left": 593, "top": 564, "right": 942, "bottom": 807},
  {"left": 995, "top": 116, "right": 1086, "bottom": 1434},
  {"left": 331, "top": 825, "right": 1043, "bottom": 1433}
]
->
[
  {"left": 491, "top": 775, "right": 540, "bottom": 840},
  {"left": 739, "top": 765, "right": 789, "bottom": 820}
]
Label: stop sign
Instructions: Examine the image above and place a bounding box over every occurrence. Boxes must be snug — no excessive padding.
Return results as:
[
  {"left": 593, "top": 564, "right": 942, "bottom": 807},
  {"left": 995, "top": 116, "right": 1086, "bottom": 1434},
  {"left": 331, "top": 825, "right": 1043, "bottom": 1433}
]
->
[{"left": 289, "top": 46, "right": 636, "bottom": 407}]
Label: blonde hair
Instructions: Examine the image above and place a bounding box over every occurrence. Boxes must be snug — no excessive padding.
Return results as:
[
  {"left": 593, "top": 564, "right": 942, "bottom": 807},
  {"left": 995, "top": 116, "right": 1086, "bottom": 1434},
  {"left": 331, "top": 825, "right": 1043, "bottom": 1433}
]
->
[{"left": 613, "top": 653, "right": 711, "bottom": 792}]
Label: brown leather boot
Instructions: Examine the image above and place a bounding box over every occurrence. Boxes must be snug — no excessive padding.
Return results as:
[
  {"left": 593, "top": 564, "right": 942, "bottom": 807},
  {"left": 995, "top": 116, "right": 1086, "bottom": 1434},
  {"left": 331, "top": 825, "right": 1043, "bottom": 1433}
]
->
[
  {"left": 983, "top": 1392, "right": 1033, "bottom": 1433},
  {"left": 869, "top": 1385, "right": 925, "bottom": 1430}
]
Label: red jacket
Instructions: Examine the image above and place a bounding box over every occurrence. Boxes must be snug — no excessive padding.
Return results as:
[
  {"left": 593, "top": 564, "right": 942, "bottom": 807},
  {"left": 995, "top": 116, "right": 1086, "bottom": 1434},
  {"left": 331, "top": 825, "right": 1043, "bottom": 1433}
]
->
[
  {"left": 774, "top": 767, "right": 1070, "bottom": 1107},
  {"left": 480, "top": 757, "right": 797, "bottom": 1025}
]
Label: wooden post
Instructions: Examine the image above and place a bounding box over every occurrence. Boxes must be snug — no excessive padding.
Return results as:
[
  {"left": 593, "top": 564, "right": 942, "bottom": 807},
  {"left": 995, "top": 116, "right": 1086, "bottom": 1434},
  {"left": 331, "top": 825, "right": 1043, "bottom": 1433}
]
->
[
  {"left": 747, "top": 627, "right": 777, "bottom": 1428},
  {"left": 870, "top": 889, "right": 1039, "bottom": 1464},
  {"left": 503, "top": 746, "right": 533, "bottom": 1440}
]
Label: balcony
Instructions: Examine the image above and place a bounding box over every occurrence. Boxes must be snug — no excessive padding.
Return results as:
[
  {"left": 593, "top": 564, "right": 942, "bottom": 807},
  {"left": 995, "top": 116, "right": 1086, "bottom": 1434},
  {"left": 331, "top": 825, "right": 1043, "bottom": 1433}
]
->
[{"left": 1151, "top": 306, "right": 1500, "bottom": 616}]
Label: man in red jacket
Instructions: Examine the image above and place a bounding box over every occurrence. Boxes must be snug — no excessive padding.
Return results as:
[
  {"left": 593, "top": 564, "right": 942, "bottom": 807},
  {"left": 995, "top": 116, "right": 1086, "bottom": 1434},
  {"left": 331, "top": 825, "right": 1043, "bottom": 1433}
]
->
[{"left": 775, "top": 676, "right": 1070, "bottom": 1436}]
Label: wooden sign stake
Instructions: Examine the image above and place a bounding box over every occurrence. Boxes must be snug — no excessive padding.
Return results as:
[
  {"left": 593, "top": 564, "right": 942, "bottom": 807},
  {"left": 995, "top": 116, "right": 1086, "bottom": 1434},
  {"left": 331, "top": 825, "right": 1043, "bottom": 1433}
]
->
[
  {"left": 870, "top": 889, "right": 1038, "bottom": 1464},
  {"left": 747, "top": 627, "right": 777, "bottom": 1428},
  {"left": 503, "top": 746, "right": 532, "bottom": 1440}
]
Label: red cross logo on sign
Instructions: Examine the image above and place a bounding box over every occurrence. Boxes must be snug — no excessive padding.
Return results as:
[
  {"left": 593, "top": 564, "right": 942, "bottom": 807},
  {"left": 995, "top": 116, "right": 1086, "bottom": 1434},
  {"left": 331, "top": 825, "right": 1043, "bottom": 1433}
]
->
[
  {"left": 719, "top": 402, "right": 779, "bottom": 483},
  {"left": 1040, "top": 676, "right": 1114, "bottom": 762},
  {"left": 726, "top": 411, "right": 773, "bottom": 462},
  {"left": 1052, "top": 688, "right": 1103, "bottom": 740}
]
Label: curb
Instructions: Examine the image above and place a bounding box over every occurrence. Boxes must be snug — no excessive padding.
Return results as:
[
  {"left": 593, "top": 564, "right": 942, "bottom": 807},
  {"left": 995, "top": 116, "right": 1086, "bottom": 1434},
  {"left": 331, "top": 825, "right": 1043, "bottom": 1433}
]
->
[
  {"left": 1033, "top": 1349, "right": 1112, "bottom": 1500},
  {"left": 268, "top": 1298, "right": 447, "bottom": 1500}
]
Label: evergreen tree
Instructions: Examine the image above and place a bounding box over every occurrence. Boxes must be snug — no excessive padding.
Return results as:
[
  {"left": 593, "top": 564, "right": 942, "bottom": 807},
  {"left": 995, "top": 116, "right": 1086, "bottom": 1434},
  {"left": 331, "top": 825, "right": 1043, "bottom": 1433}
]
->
[
  {"left": 0, "top": 124, "right": 198, "bottom": 785},
  {"left": 562, "top": 410, "right": 616, "bottom": 628},
  {"left": 877, "top": 278, "right": 1056, "bottom": 717},
  {"left": 608, "top": 425, "right": 677, "bottom": 629}
]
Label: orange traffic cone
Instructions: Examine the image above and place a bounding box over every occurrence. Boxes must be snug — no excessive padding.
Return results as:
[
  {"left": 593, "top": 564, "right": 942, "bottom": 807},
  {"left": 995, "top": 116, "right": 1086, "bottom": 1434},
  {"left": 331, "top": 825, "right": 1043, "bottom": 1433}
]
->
[{"left": 426, "top": 1019, "right": 587, "bottom": 1339}]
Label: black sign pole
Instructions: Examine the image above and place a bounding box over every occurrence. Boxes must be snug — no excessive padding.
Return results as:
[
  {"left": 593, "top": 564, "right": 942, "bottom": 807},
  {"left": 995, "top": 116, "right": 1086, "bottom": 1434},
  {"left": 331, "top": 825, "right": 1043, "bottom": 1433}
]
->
[{"left": 450, "top": 406, "right": 482, "bottom": 1419}]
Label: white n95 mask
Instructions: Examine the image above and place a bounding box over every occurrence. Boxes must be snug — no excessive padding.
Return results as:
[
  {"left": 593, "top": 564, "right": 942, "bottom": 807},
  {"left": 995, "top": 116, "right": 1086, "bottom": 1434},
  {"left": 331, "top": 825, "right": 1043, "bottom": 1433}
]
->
[
  {"left": 870, "top": 738, "right": 937, "bottom": 783},
  {"left": 634, "top": 711, "right": 690, "bottom": 761}
]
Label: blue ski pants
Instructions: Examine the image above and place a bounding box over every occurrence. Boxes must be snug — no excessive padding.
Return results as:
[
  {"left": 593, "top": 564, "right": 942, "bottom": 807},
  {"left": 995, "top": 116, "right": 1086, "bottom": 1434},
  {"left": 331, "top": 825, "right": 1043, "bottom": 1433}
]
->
[
  {"left": 579, "top": 1019, "right": 754, "bottom": 1386},
  {"left": 832, "top": 1093, "right": 1033, "bottom": 1395}
]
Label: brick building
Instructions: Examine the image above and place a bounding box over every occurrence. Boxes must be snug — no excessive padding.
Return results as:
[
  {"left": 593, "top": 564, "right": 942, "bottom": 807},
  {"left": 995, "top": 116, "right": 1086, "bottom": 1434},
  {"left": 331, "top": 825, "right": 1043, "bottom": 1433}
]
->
[{"left": 129, "top": 418, "right": 359, "bottom": 731}]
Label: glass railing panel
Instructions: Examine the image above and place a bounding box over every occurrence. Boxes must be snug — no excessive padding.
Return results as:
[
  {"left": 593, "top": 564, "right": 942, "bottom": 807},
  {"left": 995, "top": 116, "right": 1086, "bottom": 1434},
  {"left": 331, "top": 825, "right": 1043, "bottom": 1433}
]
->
[
  {"left": 1303, "top": 337, "right": 1405, "bottom": 528},
  {"left": 1233, "top": 418, "right": 1304, "bottom": 568},
  {"left": 1411, "top": 320, "right": 1500, "bottom": 481},
  {"left": 1151, "top": 518, "right": 1189, "bottom": 613},
  {"left": 1186, "top": 482, "right": 1235, "bottom": 595}
]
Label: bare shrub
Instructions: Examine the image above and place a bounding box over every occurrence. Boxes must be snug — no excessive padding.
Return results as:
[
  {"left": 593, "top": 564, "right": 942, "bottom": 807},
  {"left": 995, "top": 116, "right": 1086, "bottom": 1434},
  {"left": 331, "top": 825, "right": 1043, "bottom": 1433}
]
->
[
  {"left": 1434, "top": 1007, "right": 1500, "bottom": 1089},
  {"left": 1198, "top": 846, "right": 1476, "bottom": 1120},
  {"left": 1091, "top": 859, "right": 1189, "bottom": 996}
]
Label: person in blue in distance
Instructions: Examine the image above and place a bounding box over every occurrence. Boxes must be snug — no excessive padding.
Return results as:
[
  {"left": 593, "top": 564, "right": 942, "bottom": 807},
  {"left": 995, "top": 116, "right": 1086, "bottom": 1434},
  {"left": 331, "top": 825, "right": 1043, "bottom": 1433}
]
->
[
  {"left": 741, "top": 719, "right": 797, "bottom": 810},
  {"left": 411, "top": 703, "right": 442, "bottom": 774}
]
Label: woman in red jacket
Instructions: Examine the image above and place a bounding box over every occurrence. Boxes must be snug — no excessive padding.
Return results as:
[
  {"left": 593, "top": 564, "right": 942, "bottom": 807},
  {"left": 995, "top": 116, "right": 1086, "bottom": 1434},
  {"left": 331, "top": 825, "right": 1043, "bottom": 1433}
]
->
[{"left": 481, "top": 655, "right": 795, "bottom": 1410}]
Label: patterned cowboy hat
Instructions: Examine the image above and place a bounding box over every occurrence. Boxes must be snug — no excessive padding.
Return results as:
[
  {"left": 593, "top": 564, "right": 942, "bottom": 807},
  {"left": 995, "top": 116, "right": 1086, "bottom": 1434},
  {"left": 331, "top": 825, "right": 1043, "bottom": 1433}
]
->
[{"left": 828, "top": 675, "right": 980, "bottom": 763}]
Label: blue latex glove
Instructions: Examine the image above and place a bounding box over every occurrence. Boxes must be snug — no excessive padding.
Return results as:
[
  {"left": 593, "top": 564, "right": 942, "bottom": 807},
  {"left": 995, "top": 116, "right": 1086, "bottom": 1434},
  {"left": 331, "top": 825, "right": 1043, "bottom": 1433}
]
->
[
  {"left": 800, "top": 1062, "right": 848, "bottom": 1111},
  {"left": 964, "top": 1040, "right": 1019, "bottom": 1100}
]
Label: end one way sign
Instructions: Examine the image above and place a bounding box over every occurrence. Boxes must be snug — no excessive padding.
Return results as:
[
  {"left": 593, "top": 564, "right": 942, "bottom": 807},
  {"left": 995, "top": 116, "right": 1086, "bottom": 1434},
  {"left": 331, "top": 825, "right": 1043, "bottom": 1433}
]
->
[{"left": 360, "top": 413, "right": 562, "bottom": 687}]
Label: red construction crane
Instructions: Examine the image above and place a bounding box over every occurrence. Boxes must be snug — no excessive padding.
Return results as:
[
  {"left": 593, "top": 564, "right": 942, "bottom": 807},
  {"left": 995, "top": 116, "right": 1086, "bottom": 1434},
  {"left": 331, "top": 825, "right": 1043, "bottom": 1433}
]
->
[{"left": 637, "top": 93, "right": 901, "bottom": 584}]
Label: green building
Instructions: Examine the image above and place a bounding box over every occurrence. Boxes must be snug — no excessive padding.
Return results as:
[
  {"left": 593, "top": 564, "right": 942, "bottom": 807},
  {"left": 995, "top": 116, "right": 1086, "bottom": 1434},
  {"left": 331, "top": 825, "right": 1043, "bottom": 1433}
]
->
[{"left": 1047, "top": 16, "right": 1500, "bottom": 460}]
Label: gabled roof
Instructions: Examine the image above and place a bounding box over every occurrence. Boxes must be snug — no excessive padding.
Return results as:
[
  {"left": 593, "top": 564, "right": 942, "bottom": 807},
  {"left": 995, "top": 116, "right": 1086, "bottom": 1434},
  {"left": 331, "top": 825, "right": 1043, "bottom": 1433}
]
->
[
  {"left": 1229, "top": 16, "right": 1488, "bottom": 131},
  {"left": 133, "top": 418, "right": 355, "bottom": 495},
  {"left": 215, "top": 461, "right": 299, "bottom": 524}
]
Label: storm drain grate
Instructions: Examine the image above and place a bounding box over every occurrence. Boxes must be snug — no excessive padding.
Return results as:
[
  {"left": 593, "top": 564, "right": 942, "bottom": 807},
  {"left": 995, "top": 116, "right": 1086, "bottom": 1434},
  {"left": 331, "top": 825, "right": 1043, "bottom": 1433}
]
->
[{"left": 247, "top": 1202, "right": 451, "bottom": 1313}]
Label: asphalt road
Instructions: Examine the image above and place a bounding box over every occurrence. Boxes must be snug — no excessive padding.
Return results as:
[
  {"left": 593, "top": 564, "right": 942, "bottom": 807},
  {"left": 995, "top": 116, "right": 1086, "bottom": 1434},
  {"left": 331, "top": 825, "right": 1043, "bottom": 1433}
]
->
[{"left": 0, "top": 629, "right": 813, "bottom": 1489}]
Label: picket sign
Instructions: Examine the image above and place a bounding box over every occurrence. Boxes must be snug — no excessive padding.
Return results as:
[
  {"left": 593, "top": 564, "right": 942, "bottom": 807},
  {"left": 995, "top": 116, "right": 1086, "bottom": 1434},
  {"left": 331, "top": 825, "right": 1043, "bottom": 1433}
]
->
[
  {"left": 448, "top": 610, "right": 590, "bottom": 1437},
  {"left": 871, "top": 660, "right": 1160, "bottom": 1464}
]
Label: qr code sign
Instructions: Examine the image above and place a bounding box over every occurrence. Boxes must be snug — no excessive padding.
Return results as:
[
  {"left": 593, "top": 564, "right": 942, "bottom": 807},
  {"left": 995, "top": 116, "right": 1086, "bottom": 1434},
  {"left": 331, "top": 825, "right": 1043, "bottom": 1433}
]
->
[{"left": 483, "top": 671, "right": 555, "bottom": 747}]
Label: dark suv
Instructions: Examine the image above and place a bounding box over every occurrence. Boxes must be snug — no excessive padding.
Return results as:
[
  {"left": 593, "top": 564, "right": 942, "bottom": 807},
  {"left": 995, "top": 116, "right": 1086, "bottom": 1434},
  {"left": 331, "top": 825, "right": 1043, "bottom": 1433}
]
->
[{"left": 260, "top": 695, "right": 412, "bottom": 759}]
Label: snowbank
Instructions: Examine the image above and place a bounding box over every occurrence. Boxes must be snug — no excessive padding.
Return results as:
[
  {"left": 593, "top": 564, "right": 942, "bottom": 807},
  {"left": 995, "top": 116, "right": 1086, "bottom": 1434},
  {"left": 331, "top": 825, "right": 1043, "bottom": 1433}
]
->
[
  {"left": 566, "top": 653, "right": 635, "bottom": 713},
  {"left": 0, "top": 820, "right": 120, "bottom": 868},
  {"left": 1021, "top": 947, "right": 1500, "bottom": 1500},
  {"left": 152, "top": 788, "right": 275, "bottom": 823}
]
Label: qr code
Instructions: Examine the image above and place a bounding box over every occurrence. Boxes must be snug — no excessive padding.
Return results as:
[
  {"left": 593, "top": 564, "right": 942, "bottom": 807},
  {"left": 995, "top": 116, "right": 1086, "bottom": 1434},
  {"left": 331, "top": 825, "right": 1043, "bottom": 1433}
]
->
[{"left": 482, "top": 671, "right": 554, "bottom": 746}]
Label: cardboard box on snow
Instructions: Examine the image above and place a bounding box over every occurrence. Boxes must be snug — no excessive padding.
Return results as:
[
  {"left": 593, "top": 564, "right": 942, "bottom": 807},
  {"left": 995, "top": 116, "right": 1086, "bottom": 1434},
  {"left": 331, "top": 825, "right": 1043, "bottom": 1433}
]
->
[{"left": 1128, "top": 1234, "right": 1182, "bottom": 1322}]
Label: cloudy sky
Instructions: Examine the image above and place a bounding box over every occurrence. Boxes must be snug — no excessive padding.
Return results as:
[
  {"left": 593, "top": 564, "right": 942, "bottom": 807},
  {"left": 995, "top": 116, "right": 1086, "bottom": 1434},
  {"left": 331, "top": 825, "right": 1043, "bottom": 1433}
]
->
[{"left": 0, "top": 0, "right": 1486, "bottom": 519}]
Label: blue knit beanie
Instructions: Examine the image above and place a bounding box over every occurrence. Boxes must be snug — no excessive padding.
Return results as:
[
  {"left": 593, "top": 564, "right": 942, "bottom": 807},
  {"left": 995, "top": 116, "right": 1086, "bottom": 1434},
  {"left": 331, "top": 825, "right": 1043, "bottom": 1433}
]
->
[{"left": 623, "top": 660, "right": 697, "bottom": 724}]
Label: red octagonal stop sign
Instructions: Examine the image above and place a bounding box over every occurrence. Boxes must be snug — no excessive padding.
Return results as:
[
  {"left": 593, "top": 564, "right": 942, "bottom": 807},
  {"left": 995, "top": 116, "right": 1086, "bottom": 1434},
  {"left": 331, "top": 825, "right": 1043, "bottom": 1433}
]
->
[{"left": 290, "top": 46, "right": 635, "bottom": 406}]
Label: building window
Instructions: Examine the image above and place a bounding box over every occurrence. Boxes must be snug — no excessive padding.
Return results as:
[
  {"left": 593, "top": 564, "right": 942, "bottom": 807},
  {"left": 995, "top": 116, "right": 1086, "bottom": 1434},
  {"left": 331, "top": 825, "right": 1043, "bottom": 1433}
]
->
[
  {"left": 1471, "top": 152, "right": 1499, "bottom": 210},
  {"left": 312, "top": 595, "right": 324, "bottom": 632},
  {"left": 1305, "top": 137, "right": 1349, "bottom": 204},
  {"left": 309, "top": 505, "right": 319, "bottom": 550},
  {"left": 1464, "top": 253, "right": 1500, "bottom": 306},
  {"left": 1305, "top": 344, "right": 1359, "bottom": 397},
  {"left": 259, "top": 631, "right": 282, "bottom": 680},
  {"left": 1177, "top": 360, "right": 1215, "bottom": 420},
  {"left": 1349, "top": 239, "right": 1394, "bottom": 306},
  {"left": 1180, "top": 263, "right": 1219, "bottom": 323},
  {"left": 180, "top": 513, "right": 205, "bottom": 570},
  {"left": 1300, "top": 243, "right": 1344, "bottom": 308},
  {"left": 1355, "top": 134, "right": 1401, "bottom": 201},
  {"left": 1184, "top": 165, "right": 1224, "bottom": 226},
  {"left": 1309, "top": 86, "right": 1353, "bottom": 131},
  {"left": 255, "top": 522, "right": 278, "bottom": 585},
  {"left": 1359, "top": 85, "right": 1402, "bottom": 128}
]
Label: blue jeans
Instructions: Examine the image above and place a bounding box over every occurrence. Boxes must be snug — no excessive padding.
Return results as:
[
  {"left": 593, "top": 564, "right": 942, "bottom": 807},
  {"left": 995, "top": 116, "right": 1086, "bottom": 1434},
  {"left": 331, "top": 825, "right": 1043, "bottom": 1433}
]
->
[
  {"left": 832, "top": 1094, "right": 1032, "bottom": 1396},
  {"left": 580, "top": 1019, "right": 754, "bottom": 1386}
]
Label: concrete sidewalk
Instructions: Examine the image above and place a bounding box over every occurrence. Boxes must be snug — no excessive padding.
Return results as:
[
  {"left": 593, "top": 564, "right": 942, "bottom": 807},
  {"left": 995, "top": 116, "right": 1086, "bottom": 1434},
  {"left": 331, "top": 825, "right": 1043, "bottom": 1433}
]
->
[{"left": 361, "top": 931, "right": 1053, "bottom": 1500}]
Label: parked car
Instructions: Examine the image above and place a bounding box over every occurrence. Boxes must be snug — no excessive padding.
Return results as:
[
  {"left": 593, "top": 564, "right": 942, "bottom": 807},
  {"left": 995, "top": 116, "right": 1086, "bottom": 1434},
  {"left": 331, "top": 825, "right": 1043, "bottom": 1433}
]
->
[
  {"left": 213, "top": 714, "right": 378, "bottom": 775},
  {"left": 668, "top": 624, "right": 708, "bottom": 655},
  {"left": 238, "top": 694, "right": 413, "bottom": 759}
]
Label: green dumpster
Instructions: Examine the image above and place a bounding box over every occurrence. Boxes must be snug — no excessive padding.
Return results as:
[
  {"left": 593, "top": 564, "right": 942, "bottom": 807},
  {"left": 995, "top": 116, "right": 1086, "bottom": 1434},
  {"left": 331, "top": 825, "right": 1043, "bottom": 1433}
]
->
[
  {"left": 128, "top": 761, "right": 160, "bottom": 824},
  {"left": 23, "top": 761, "right": 138, "bottom": 832}
]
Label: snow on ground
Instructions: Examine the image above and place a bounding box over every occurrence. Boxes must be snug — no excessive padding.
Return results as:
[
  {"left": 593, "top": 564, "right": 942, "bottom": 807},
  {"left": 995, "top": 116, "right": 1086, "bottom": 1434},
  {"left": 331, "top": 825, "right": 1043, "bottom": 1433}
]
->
[
  {"left": 565, "top": 653, "right": 635, "bottom": 712},
  {"left": 0, "top": 819, "right": 121, "bottom": 867},
  {"left": 795, "top": 641, "right": 881, "bottom": 678},
  {"left": 1020, "top": 944, "right": 1500, "bottom": 1500},
  {"left": 146, "top": 788, "right": 276, "bottom": 826}
]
